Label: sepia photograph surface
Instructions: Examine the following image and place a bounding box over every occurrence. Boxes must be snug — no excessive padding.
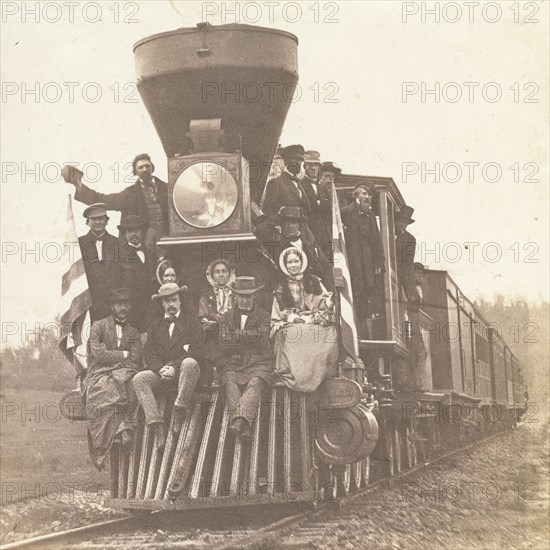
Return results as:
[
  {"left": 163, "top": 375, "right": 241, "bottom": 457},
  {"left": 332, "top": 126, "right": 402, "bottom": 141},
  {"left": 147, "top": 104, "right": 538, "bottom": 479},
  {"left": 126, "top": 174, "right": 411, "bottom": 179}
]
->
[{"left": 1, "top": 1, "right": 548, "bottom": 548}]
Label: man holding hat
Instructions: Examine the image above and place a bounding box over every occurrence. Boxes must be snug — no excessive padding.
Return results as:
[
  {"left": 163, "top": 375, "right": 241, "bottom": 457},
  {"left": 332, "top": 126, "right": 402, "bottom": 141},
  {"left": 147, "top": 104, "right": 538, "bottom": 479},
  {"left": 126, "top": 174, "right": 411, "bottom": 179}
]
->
[
  {"left": 118, "top": 214, "right": 157, "bottom": 333},
  {"left": 218, "top": 276, "right": 274, "bottom": 440},
  {"left": 301, "top": 151, "right": 332, "bottom": 252},
  {"left": 341, "top": 183, "right": 385, "bottom": 320},
  {"left": 61, "top": 153, "right": 168, "bottom": 258},
  {"left": 261, "top": 144, "right": 311, "bottom": 217},
  {"left": 133, "top": 283, "right": 203, "bottom": 448},
  {"left": 83, "top": 287, "right": 143, "bottom": 469},
  {"left": 395, "top": 205, "right": 417, "bottom": 301},
  {"left": 78, "top": 202, "right": 122, "bottom": 322}
]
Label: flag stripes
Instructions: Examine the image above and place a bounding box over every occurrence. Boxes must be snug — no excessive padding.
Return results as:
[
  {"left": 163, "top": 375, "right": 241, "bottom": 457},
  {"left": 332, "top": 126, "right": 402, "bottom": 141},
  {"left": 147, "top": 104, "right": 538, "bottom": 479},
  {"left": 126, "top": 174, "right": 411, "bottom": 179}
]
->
[
  {"left": 59, "top": 195, "right": 92, "bottom": 361},
  {"left": 331, "top": 183, "right": 359, "bottom": 359}
]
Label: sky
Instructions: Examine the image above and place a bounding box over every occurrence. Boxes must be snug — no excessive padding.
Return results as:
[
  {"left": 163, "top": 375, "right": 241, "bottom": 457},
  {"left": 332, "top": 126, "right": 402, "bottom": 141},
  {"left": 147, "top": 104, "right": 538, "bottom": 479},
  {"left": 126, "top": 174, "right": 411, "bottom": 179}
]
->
[{"left": 1, "top": 0, "right": 548, "bottom": 347}]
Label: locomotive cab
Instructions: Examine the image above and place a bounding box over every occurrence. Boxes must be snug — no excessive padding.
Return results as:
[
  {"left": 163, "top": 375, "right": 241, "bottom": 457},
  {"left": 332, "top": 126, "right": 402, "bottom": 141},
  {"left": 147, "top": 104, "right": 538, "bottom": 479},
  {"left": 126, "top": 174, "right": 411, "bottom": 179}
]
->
[{"left": 336, "top": 176, "right": 413, "bottom": 388}]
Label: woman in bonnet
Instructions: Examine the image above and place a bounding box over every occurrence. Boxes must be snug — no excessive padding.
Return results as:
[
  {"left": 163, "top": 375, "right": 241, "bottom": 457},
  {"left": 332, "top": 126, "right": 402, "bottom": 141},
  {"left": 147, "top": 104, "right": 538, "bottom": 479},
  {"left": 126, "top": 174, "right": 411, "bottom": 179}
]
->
[
  {"left": 271, "top": 247, "right": 337, "bottom": 392},
  {"left": 198, "top": 259, "right": 236, "bottom": 382}
]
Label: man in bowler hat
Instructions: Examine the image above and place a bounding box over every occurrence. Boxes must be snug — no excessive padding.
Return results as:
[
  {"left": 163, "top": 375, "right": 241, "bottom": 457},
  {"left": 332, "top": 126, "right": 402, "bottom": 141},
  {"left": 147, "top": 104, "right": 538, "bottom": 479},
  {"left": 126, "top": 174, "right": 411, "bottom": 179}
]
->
[{"left": 133, "top": 283, "right": 203, "bottom": 449}]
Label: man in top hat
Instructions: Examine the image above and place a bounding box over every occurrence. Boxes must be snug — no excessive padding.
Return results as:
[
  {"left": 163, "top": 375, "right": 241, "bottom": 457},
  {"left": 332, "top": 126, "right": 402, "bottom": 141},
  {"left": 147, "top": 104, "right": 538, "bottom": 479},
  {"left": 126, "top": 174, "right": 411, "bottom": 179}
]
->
[
  {"left": 83, "top": 287, "right": 143, "bottom": 470},
  {"left": 61, "top": 153, "right": 168, "bottom": 258},
  {"left": 218, "top": 276, "right": 274, "bottom": 440},
  {"left": 341, "top": 183, "right": 385, "bottom": 320},
  {"left": 118, "top": 214, "right": 157, "bottom": 333},
  {"left": 300, "top": 151, "right": 332, "bottom": 252},
  {"left": 133, "top": 283, "right": 203, "bottom": 448},
  {"left": 261, "top": 144, "right": 311, "bottom": 217},
  {"left": 395, "top": 205, "right": 417, "bottom": 301},
  {"left": 255, "top": 206, "right": 333, "bottom": 290},
  {"left": 78, "top": 203, "right": 122, "bottom": 322}
]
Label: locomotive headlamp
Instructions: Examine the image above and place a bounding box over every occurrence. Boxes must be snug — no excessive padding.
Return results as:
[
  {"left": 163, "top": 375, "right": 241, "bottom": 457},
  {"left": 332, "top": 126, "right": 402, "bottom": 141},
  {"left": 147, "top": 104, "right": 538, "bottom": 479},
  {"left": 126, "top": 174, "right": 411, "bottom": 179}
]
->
[{"left": 172, "top": 161, "right": 238, "bottom": 229}]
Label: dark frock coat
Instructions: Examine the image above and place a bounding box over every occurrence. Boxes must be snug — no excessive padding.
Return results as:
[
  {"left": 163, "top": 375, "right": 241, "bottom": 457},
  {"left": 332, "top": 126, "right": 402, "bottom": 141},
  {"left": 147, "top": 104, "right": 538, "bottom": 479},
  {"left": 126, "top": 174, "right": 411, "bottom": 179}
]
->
[
  {"left": 118, "top": 242, "right": 158, "bottom": 333},
  {"left": 261, "top": 172, "right": 311, "bottom": 216},
  {"left": 219, "top": 306, "right": 275, "bottom": 386},
  {"left": 395, "top": 229, "right": 417, "bottom": 300},
  {"left": 144, "top": 312, "right": 204, "bottom": 374},
  {"left": 84, "top": 316, "right": 143, "bottom": 469},
  {"left": 340, "top": 201, "right": 385, "bottom": 294},
  {"left": 300, "top": 176, "right": 331, "bottom": 251},
  {"left": 78, "top": 231, "right": 122, "bottom": 322},
  {"left": 75, "top": 177, "right": 169, "bottom": 234}
]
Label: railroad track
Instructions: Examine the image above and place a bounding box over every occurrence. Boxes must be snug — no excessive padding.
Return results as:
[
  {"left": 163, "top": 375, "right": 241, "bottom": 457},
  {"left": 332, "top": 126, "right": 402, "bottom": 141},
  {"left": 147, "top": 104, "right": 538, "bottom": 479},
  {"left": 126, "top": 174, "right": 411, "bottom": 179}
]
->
[{"left": 1, "top": 430, "right": 509, "bottom": 550}]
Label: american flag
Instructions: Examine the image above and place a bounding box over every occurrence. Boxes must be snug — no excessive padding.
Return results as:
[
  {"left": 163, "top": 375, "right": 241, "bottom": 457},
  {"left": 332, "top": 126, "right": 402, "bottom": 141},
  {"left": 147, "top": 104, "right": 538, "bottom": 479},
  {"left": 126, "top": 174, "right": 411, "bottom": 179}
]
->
[
  {"left": 59, "top": 194, "right": 92, "bottom": 372},
  {"left": 331, "top": 183, "right": 359, "bottom": 360}
]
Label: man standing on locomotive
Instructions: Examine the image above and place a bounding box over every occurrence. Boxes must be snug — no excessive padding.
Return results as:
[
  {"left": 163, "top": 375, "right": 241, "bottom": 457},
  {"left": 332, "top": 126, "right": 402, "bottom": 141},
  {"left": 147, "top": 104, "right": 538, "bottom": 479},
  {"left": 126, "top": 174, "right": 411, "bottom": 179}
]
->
[
  {"left": 62, "top": 154, "right": 168, "bottom": 258},
  {"left": 78, "top": 203, "right": 122, "bottom": 323},
  {"left": 83, "top": 288, "right": 143, "bottom": 470},
  {"left": 341, "top": 183, "right": 385, "bottom": 323},
  {"left": 117, "top": 215, "right": 157, "bottom": 334},
  {"left": 255, "top": 206, "right": 333, "bottom": 290},
  {"left": 300, "top": 151, "right": 332, "bottom": 254},
  {"left": 261, "top": 144, "right": 310, "bottom": 216},
  {"left": 133, "top": 283, "right": 203, "bottom": 449},
  {"left": 394, "top": 205, "right": 417, "bottom": 301},
  {"left": 218, "top": 277, "right": 274, "bottom": 441}
]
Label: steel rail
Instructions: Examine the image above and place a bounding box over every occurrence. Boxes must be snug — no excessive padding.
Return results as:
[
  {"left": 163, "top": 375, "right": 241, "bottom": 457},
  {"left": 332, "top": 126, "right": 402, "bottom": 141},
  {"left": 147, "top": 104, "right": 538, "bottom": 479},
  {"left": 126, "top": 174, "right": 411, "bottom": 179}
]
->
[{"left": 1, "top": 428, "right": 512, "bottom": 550}]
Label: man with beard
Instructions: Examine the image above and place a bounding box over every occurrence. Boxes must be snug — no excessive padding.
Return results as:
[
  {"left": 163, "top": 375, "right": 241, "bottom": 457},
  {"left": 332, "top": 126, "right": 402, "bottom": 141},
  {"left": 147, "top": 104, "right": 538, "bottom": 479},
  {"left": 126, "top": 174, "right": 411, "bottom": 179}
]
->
[
  {"left": 218, "top": 277, "right": 274, "bottom": 440},
  {"left": 62, "top": 154, "right": 168, "bottom": 257},
  {"left": 133, "top": 283, "right": 203, "bottom": 449},
  {"left": 261, "top": 144, "right": 310, "bottom": 217},
  {"left": 78, "top": 203, "right": 122, "bottom": 322},
  {"left": 341, "top": 184, "right": 385, "bottom": 321},
  {"left": 118, "top": 215, "right": 157, "bottom": 334},
  {"left": 83, "top": 288, "right": 142, "bottom": 470}
]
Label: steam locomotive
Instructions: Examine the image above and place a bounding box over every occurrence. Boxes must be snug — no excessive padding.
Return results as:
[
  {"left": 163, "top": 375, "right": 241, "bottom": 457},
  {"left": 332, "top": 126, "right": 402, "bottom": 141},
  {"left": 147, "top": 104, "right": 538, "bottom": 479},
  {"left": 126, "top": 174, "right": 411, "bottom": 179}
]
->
[{"left": 73, "top": 23, "right": 526, "bottom": 511}]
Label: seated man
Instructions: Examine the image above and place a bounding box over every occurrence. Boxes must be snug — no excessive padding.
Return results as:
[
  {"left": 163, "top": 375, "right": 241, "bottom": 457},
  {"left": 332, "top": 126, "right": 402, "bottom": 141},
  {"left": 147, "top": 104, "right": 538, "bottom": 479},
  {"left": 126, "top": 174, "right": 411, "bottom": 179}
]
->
[
  {"left": 219, "top": 277, "right": 275, "bottom": 440},
  {"left": 83, "top": 288, "right": 143, "bottom": 470},
  {"left": 133, "top": 283, "right": 203, "bottom": 448}
]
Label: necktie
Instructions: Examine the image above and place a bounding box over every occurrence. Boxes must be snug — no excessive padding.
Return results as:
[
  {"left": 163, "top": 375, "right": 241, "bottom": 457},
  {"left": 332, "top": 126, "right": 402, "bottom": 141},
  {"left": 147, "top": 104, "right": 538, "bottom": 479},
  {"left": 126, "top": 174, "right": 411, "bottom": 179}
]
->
[
  {"left": 131, "top": 246, "right": 145, "bottom": 263},
  {"left": 166, "top": 316, "right": 176, "bottom": 338},
  {"left": 114, "top": 319, "right": 125, "bottom": 347}
]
